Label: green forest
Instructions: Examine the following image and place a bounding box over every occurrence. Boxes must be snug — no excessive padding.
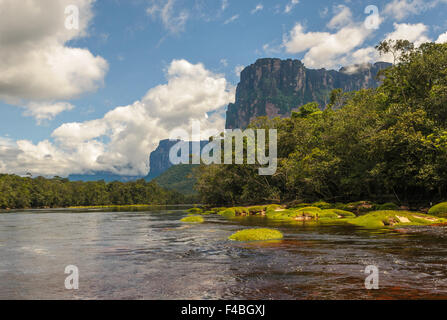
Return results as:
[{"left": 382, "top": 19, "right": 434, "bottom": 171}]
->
[
  {"left": 196, "top": 41, "right": 447, "bottom": 207},
  {"left": 0, "top": 174, "right": 185, "bottom": 209}
]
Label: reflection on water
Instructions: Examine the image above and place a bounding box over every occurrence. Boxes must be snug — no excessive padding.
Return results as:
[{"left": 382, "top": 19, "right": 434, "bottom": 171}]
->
[{"left": 0, "top": 208, "right": 447, "bottom": 300}]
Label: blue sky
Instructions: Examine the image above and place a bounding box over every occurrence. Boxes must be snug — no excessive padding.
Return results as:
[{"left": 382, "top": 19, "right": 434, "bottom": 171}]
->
[{"left": 0, "top": 0, "right": 446, "bottom": 177}]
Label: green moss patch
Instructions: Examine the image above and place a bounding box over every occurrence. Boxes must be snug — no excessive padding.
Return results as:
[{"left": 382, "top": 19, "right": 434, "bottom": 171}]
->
[
  {"left": 296, "top": 206, "right": 322, "bottom": 213},
  {"left": 288, "top": 203, "right": 312, "bottom": 209},
  {"left": 218, "top": 208, "right": 237, "bottom": 218},
  {"left": 228, "top": 228, "right": 283, "bottom": 241},
  {"left": 311, "top": 201, "right": 333, "bottom": 209},
  {"left": 428, "top": 202, "right": 447, "bottom": 216},
  {"left": 328, "top": 209, "right": 356, "bottom": 218},
  {"left": 347, "top": 210, "right": 445, "bottom": 229},
  {"left": 180, "top": 215, "right": 204, "bottom": 223}
]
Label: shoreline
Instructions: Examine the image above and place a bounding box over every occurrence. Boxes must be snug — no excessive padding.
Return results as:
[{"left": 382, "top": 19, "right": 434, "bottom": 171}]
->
[{"left": 0, "top": 204, "right": 200, "bottom": 212}]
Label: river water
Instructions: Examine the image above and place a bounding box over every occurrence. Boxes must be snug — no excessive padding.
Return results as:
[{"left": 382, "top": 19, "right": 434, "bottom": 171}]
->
[{"left": 1, "top": 207, "right": 447, "bottom": 300}]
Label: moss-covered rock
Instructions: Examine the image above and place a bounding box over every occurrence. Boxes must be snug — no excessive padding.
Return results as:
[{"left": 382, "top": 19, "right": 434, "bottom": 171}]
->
[
  {"left": 228, "top": 228, "right": 283, "bottom": 241},
  {"left": 247, "top": 206, "right": 266, "bottom": 214},
  {"left": 428, "top": 202, "right": 447, "bottom": 216},
  {"left": 346, "top": 210, "right": 445, "bottom": 229},
  {"left": 311, "top": 201, "right": 333, "bottom": 209},
  {"left": 326, "top": 209, "right": 356, "bottom": 218},
  {"left": 319, "top": 209, "right": 345, "bottom": 219},
  {"left": 218, "top": 208, "right": 237, "bottom": 218},
  {"left": 209, "top": 207, "right": 226, "bottom": 214},
  {"left": 180, "top": 215, "right": 205, "bottom": 223},
  {"left": 215, "top": 204, "right": 447, "bottom": 229},
  {"left": 296, "top": 206, "right": 322, "bottom": 213},
  {"left": 344, "top": 201, "right": 377, "bottom": 213},
  {"left": 289, "top": 203, "right": 312, "bottom": 209},
  {"left": 217, "top": 205, "right": 285, "bottom": 218},
  {"left": 265, "top": 209, "right": 295, "bottom": 220}
]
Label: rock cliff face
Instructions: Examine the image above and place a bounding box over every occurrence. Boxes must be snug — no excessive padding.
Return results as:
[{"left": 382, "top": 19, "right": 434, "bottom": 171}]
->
[
  {"left": 225, "top": 58, "right": 391, "bottom": 129},
  {"left": 145, "top": 139, "right": 208, "bottom": 181},
  {"left": 145, "top": 139, "right": 179, "bottom": 181}
]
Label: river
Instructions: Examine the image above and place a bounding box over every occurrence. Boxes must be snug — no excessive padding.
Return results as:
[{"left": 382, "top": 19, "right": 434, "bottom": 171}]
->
[{"left": 1, "top": 207, "right": 447, "bottom": 299}]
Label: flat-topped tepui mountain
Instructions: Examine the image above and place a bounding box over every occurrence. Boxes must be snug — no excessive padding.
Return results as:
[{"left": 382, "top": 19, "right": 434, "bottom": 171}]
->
[
  {"left": 225, "top": 58, "right": 391, "bottom": 129},
  {"left": 145, "top": 139, "right": 208, "bottom": 181}
]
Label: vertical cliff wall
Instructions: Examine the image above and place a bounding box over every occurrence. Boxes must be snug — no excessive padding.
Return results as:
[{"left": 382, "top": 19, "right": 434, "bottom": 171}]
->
[{"left": 225, "top": 58, "right": 391, "bottom": 129}]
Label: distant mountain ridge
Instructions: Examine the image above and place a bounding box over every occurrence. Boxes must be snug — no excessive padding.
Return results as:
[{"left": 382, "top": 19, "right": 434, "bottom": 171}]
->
[{"left": 225, "top": 58, "right": 391, "bottom": 129}]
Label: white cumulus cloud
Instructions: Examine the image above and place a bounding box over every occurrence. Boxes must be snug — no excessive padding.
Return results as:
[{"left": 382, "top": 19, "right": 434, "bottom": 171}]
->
[
  {"left": 23, "top": 102, "right": 75, "bottom": 124},
  {"left": 283, "top": 20, "right": 376, "bottom": 69},
  {"left": 436, "top": 32, "right": 447, "bottom": 43},
  {"left": 0, "top": 60, "right": 235, "bottom": 177},
  {"left": 386, "top": 23, "right": 431, "bottom": 47},
  {"left": 0, "top": 0, "right": 108, "bottom": 121}
]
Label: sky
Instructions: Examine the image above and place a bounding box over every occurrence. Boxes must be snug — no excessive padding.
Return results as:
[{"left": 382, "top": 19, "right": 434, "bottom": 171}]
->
[{"left": 0, "top": 0, "right": 446, "bottom": 177}]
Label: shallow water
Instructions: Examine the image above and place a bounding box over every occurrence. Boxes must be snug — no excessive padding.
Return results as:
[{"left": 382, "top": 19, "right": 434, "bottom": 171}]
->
[{"left": 0, "top": 208, "right": 447, "bottom": 300}]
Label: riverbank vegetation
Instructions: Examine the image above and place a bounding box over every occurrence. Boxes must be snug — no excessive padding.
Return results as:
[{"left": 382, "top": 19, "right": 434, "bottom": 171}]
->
[
  {"left": 196, "top": 41, "right": 447, "bottom": 208},
  {"left": 0, "top": 174, "right": 185, "bottom": 209},
  {"left": 207, "top": 202, "right": 447, "bottom": 229}
]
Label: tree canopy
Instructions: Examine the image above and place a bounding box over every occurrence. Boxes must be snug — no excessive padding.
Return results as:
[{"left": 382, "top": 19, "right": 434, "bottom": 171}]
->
[{"left": 0, "top": 175, "right": 185, "bottom": 209}]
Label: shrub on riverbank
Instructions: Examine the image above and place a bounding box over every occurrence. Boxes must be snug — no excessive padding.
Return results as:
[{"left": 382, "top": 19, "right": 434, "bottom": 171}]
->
[{"left": 228, "top": 228, "right": 283, "bottom": 241}]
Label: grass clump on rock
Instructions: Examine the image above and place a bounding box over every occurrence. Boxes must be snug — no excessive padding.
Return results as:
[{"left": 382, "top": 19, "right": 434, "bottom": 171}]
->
[
  {"left": 228, "top": 228, "right": 283, "bottom": 241},
  {"left": 428, "top": 202, "right": 447, "bottom": 216},
  {"left": 180, "top": 215, "right": 204, "bottom": 223}
]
